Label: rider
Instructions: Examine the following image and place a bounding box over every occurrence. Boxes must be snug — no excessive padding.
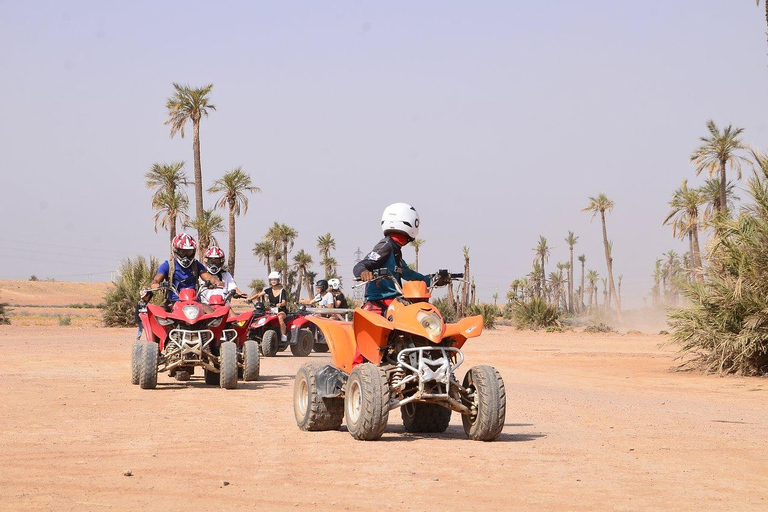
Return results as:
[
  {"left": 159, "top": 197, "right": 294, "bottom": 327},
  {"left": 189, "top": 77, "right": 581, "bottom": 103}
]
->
[
  {"left": 299, "top": 279, "right": 335, "bottom": 309},
  {"left": 328, "top": 278, "right": 348, "bottom": 308},
  {"left": 199, "top": 246, "right": 246, "bottom": 305},
  {"left": 352, "top": 203, "right": 437, "bottom": 315},
  {"left": 248, "top": 271, "right": 289, "bottom": 342},
  {"left": 148, "top": 233, "right": 223, "bottom": 308}
]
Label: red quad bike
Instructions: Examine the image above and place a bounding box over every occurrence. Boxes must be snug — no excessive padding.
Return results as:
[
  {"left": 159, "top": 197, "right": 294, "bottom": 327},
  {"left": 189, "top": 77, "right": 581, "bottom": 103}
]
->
[
  {"left": 208, "top": 291, "right": 260, "bottom": 383},
  {"left": 246, "top": 301, "right": 316, "bottom": 358},
  {"left": 131, "top": 283, "right": 240, "bottom": 390}
]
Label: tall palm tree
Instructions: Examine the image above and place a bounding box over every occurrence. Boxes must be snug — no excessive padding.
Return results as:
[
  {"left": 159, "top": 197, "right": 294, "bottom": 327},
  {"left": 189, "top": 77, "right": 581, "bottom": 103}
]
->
[
  {"left": 462, "top": 246, "right": 471, "bottom": 309},
  {"left": 321, "top": 256, "right": 338, "bottom": 279},
  {"left": 690, "top": 120, "right": 748, "bottom": 216},
  {"left": 316, "top": 233, "right": 336, "bottom": 260},
  {"left": 186, "top": 208, "right": 224, "bottom": 256},
  {"left": 151, "top": 191, "right": 190, "bottom": 259},
  {"left": 583, "top": 194, "right": 622, "bottom": 319},
  {"left": 700, "top": 178, "right": 738, "bottom": 227},
  {"left": 165, "top": 83, "right": 216, "bottom": 220},
  {"left": 293, "top": 250, "right": 313, "bottom": 301},
  {"left": 252, "top": 241, "right": 275, "bottom": 275},
  {"left": 533, "top": 236, "right": 550, "bottom": 298},
  {"left": 756, "top": 1, "right": 768, "bottom": 66},
  {"left": 578, "top": 254, "right": 586, "bottom": 311},
  {"left": 145, "top": 162, "right": 189, "bottom": 252},
  {"left": 305, "top": 270, "right": 318, "bottom": 297},
  {"left": 208, "top": 167, "right": 261, "bottom": 277},
  {"left": 663, "top": 180, "right": 705, "bottom": 280},
  {"left": 411, "top": 238, "right": 426, "bottom": 271},
  {"left": 277, "top": 224, "right": 298, "bottom": 270},
  {"left": 565, "top": 232, "right": 578, "bottom": 312},
  {"left": 652, "top": 259, "right": 663, "bottom": 307}
]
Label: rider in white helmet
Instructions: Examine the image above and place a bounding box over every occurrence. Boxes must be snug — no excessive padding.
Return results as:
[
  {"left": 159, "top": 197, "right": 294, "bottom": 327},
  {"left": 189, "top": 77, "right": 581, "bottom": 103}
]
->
[
  {"left": 327, "top": 278, "right": 348, "bottom": 309},
  {"left": 248, "top": 271, "right": 289, "bottom": 341},
  {"left": 353, "top": 203, "right": 432, "bottom": 314}
]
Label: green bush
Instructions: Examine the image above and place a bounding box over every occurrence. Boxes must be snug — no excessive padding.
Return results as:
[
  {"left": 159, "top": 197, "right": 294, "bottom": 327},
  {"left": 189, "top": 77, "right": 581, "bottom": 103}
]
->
[
  {"left": 509, "top": 297, "right": 561, "bottom": 330},
  {"left": 667, "top": 156, "right": 768, "bottom": 375},
  {"left": 103, "top": 256, "right": 161, "bottom": 327},
  {"left": 584, "top": 323, "right": 615, "bottom": 333},
  {"left": 0, "top": 294, "right": 10, "bottom": 325},
  {"left": 467, "top": 303, "right": 499, "bottom": 329},
  {"left": 433, "top": 297, "right": 457, "bottom": 323},
  {"left": 58, "top": 315, "right": 71, "bottom": 326}
]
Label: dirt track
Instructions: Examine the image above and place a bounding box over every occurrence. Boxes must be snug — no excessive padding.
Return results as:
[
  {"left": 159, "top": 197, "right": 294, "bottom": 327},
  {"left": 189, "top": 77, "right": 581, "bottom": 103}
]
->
[{"left": 0, "top": 325, "right": 766, "bottom": 511}]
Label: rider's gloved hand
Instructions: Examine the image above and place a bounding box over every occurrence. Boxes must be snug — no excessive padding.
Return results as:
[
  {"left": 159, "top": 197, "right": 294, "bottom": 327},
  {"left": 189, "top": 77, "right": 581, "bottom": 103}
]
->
[
  {"left": 434, "top": 275, "right": 451, "bottom": 287},
  {"left": 360, "top": 270, "right": 374, "bottom": 282}
]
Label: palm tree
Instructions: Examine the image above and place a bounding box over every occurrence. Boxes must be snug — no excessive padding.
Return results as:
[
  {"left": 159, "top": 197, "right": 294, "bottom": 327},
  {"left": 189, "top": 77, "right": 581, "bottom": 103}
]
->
[
  {"left": 186, "top": 208, "right": 224, "bottom": 256},
  {"left": 151, "top": 191, "right": 190, "bottom": 259},
  {"left": 165, "top": 83, "right": 216, "bottom": 220},
  {"left": 208, "top": 167, "right": 261, "bottom": 277},
  {"left": 305, "top": 270, "right": 318, "bottom": 297},
  {"left": 690, "top": 120, "right": 748, "bottom": 216},
  {"left": 565, "top": 232, "right": 578, "bottom": 312},
  {"left": 316, "top": 233, "right": 336, "bottom": 260},
  {"left": 583, "top": 194, "right": 622, "bottom": 319},
  {"left": 578, "top": 254, "right": 586, "bottom": 311},
  {"left": 533, "top": 236, "right": 550, "bottom": 298},
  {"left": 411, "top": 238, "right": 426, "bottom": 271},
  {"left": 557, "top": 262, "right": 570, "bottom": 309},
  {"left": 652, "top": 259, "right": 663, "bottom": 307},
  {"left": 145, "top": 162, "right": 189, "bottom": 251},
  {"left": 587, "top": 270, "right": 599, "bottom": 311},
  {"left": 755, "top": 1, "right": 768, "bottom": 67},
  {"left": 321, "top": 256, "right": 338, "bottom": 279},
  {"left": 700, "top": 178, "right": 738, "bottom": 227},
  {"left": 293, "top": 250, "right": 313, "bottom": 301},
  {"left": 252, "top": 241, "right": 275, "bottom": 275},
  {"left": 663, "top": 180, "right": 705, "bottom": 280},
  {"left": 462, "top": 246, "right": 471, "bottom": 310},
  {"left": 618, "top": 275, "right": 623, "bottom": 307}
]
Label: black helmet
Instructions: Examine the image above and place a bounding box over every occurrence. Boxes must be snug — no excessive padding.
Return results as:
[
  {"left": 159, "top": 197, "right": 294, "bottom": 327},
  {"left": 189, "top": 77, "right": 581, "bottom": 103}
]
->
[{"left": 315, "top": 279, "right": 329, "bottom": 293}]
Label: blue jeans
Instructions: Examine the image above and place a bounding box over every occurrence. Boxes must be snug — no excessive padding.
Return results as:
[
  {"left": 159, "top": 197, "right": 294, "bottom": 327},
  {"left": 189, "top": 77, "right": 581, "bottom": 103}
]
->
[{"left": 136, "top": 324, "right": 143, "bottom": 339}]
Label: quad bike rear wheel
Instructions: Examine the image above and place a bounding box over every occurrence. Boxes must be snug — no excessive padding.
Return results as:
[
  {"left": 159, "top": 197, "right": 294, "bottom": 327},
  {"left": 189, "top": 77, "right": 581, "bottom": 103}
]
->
[
  {"left": 242, "top": 340, "right": 260, "bottom": 381},
  {"left": 139, "top": 342, "right": 158, "bottom": 390},
  {"left": 294, "top": 362, "right": 344, "bottom": 431},
  {"left": 131, "top": 341, "right": 142, "bottom": 385},
  {"left": 345, "top": 363, "right": 390, "bottom": 441},
  {"left": 261, "top": 329, "right": 280, "bottom": 357},
  {"left": 290, "top": 329, "right": 313, "bottom": 357},
  {"left": 401, "top": 402, "right": 452, "bottom": 433},
  {"left": 219, "top": 341, "right": 238, "bottom": 389},
  {"left": 461, "top": 365, "right": 506, "bottom": 441},
  {"left": 204, "top": 368, "right": 220, "bottom": 385}
]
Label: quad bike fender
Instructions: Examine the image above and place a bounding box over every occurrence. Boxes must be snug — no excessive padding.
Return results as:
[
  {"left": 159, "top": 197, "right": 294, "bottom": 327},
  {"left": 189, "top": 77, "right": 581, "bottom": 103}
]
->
[
  {"left": 303, "top": 316, "right": 356, "bottom": 373},
  {"left": 314, "top": 364, "right": 347, "bottom": 398},
  {"left": 442, "top": 315, "right": 484, "bottom": 349},
  {"left": 226, "top": 310, "right": 254, "bottom": 346},
  {"left": 144, "top": 304, "right": 169, "bottom": 345}
]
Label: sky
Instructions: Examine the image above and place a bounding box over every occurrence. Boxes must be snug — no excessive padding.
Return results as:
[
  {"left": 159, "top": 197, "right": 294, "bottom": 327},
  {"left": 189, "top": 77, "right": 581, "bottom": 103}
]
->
[{"left": 1, "top": 1, "right": 768, "bottom": 308}]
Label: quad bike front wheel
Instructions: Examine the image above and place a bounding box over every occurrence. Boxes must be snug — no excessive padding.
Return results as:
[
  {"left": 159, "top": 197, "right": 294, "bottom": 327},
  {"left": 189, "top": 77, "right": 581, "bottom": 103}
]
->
[
  {"left": 290, "top": 329, "right": 313, "bottom": 357},
  {"left": 462, "top": 365, "right": 506, "bottom": 441},
  {"left": 294, "top": 362, "right": 344, "bottom": 431},
  {"left": 401, "top": 402, "right": 452, "bottom": 433},
  {"left": 131, "top": 341, "right": 142, "bottom": 385},
  {"left": 312, "top": 343, "right": 329, "bottom": 353},
  {"left": 219, "top": 341, "right": 238, "bottom": 389},
  {"left": 139, "top": 342, "right": 158, "bottom": 390},
  {"left": 345, "top": 363, "right": 389, "bottom": 441},
  {"left": 242, "top": 340, "right": 260, "bottom": 381},
  {"left": 261, "top": 330, "right": 280, "bottom": 357}
]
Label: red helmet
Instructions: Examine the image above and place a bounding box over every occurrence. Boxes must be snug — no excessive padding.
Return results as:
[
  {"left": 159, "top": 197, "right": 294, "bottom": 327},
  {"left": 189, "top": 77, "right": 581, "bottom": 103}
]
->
[
  {"left": 172, "top": 233, "right": 197, "bottom": 268},
  {"left": 172, "top": 233, "right": 197, "bottom": 250},
  {"left": 204, "top": 246, "right": 226, "bottom": 274}
]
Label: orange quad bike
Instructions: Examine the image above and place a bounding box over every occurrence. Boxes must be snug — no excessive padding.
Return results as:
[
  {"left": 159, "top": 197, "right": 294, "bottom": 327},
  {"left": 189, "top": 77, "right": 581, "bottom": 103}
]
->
[{"left": 292, "top": 269, "right": 506, "bottom": 441}]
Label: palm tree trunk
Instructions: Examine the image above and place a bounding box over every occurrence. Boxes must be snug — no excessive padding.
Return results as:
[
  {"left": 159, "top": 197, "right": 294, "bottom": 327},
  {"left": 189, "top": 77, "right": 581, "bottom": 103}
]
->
[
  {"left": 691, "top": 225, "right": 703, "bottom": 283},
  {"left": 192, "top": 120, "right": 204, "bottom": 220},
  {"left": 568, "top": 248, "right": 574, "bottom": 313},
  {"left": 600, "top": 211, "right": 622, "bottom": 319},
  {"left": 170, "top": 213, "right": 177, "bottom": 263},
  {"left": 580, "top": 262, "right": 585, "bottom": 312},
  {"left": 228, "top": 202, "right": 236, "bottom": 276},
  {"left": 295, "top": 271, "right": 303, "bottom": 301},
  {"left": 415, "top": 247, "right": 419, "bottom": 272}
]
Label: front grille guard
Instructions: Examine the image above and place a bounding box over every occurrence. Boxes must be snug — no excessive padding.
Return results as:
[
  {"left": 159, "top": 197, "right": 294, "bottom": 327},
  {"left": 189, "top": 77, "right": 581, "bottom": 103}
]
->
[
  {"left": 161, "top": 329, "right": 218, "bottom": 372},
  {"left": 391, "top": 346, "right": 470, "bottom": 414},
  {"left": 221, "top": 328, "right": 238, "bottom": 343}
]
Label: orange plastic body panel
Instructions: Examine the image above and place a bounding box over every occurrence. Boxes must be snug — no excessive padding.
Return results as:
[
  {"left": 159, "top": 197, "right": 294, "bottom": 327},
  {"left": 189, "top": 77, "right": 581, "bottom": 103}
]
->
[
  {"left": 402, "top": 281, "right": 430, "bottom": 300},
  {"left": 442, "top": 315, "right": 484, "bottom": 349},
  {"left": 303, "top": 316, "right": 357, "bottom": 373}
]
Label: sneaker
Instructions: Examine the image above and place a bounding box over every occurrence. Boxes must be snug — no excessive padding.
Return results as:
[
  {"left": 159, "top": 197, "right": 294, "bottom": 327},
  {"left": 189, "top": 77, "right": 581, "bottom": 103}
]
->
[
  {"left": 136, "top": 335, "right": 141, "bottom": 340},
  {"left": 281, "top": 335, "right": 288, "bottom": 342}
]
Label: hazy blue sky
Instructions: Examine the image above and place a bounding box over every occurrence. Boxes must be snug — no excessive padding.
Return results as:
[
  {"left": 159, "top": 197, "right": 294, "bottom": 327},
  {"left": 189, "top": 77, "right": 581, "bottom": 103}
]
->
[{"left": 2, "top": 1, "right": 768, "bottom": 307}]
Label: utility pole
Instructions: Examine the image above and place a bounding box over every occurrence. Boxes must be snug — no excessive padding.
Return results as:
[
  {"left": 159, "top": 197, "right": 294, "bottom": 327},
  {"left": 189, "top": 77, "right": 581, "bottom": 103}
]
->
[{"left": 352, "top": 247, "right": 364, "bottom": 302}]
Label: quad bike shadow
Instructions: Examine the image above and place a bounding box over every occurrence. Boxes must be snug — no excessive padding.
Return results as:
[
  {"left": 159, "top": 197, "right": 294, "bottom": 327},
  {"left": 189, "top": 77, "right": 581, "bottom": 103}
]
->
[{"left": 292, "top": 269, "right": 508, "bottom": 442}]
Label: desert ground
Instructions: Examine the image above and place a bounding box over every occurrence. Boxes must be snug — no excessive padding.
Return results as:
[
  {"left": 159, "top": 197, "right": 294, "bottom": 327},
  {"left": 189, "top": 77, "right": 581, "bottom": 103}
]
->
[{"left": 1, "top": 318, "right": 767, "bottom": 511}]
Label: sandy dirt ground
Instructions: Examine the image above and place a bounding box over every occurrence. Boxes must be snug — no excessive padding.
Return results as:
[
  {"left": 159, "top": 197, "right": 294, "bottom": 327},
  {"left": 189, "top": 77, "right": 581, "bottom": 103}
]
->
[
  {"left": 0, "top": 281, "right": 112, "bottom": 307},
  {"left": 0, "top": 325, "right": 766, "bottom": 512}
]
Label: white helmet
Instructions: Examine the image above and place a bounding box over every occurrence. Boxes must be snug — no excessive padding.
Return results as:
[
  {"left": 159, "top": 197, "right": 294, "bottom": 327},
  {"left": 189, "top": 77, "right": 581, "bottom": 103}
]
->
[
  {"left": 268, "top": 271, "right": 281, "bottom": 282},
  {"left": 328, "top": 278, "right": 341, "bottom": 290},
  {"left": 381, "top": 202, "right": 419, "bottom": 240}
]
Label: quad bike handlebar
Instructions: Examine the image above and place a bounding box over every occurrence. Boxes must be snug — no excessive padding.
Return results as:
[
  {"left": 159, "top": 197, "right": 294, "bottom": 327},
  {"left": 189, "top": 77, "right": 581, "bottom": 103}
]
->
[{"left": 352, "top": 268, "right": 465, "bottom": 294}]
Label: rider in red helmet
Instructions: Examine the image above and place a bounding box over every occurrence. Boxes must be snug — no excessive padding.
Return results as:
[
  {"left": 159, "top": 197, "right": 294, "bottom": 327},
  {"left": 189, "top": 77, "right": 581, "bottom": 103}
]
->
[
  {"left": 199, "top": 246, "right": 246, "bottom": 305},
  {"left": 148, "top": 233, "right": 223, "bottom": 308}
]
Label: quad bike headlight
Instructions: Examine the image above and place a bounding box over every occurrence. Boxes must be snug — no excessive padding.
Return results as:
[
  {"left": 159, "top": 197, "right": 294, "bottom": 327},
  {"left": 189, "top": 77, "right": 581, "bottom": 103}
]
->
[
  {"left": 416, "top": 311, "right": 443, "bottom": 336},
  {"left": 183, "top": 305, "right": 200, "bottom": 321},
  {"left": 156, "top": 316, "right": 175, "bottom": 326}
]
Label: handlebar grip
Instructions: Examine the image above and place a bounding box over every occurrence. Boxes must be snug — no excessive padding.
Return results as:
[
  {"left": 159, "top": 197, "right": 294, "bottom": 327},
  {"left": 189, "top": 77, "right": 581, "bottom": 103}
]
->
[{"left": 451, "top": 273, "right": 465, "bottom": 278}]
